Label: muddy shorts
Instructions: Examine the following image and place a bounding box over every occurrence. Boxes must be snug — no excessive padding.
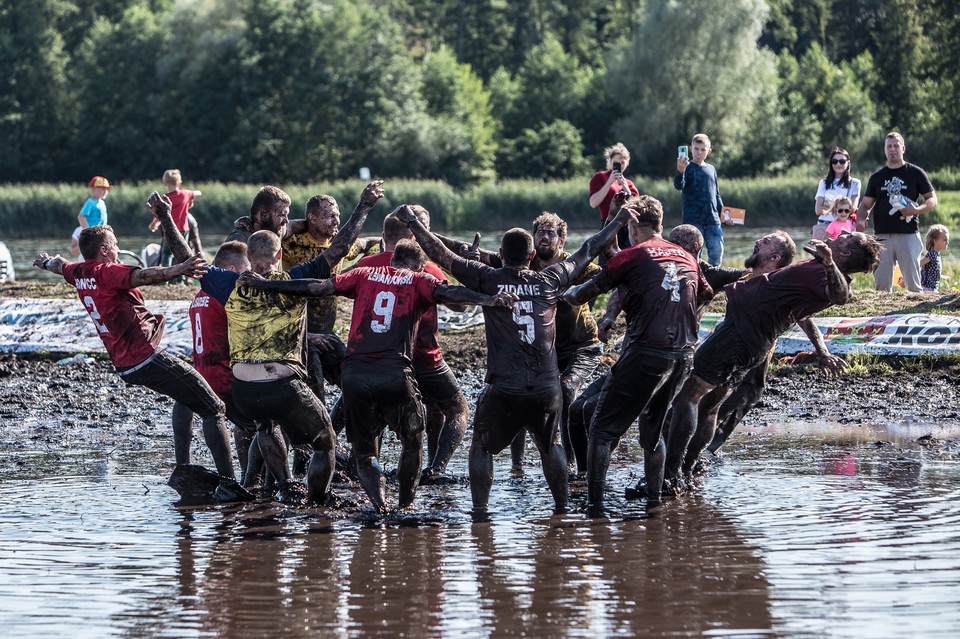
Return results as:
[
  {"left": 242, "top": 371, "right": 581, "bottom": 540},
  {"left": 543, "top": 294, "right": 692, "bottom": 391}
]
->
[
  {"left": 590, "top": 345, "right": 692, "bottom": 450},
  {"left": 119, "top": 349, "right": 223, "bottom": 419},
  {"left": 415, "top": 361, "right": 462, "bottom": 406},
  {"left": 558, "top": 343, "right": 603, "bottom": 405},
  {"left": 473, "top": 383, "right": 562, "bottom": 454},
  {"left": 231, "top": 376, "right": 334, "bottom": 450},
  {"left": 693, "top": 320, "right": 769, "bottom": 388},
  {"left": 306, "top": 334, "right": 347, "bottom": 399},
  {"left": 341, "top": 365, "right": 425, "bottom": 448}
]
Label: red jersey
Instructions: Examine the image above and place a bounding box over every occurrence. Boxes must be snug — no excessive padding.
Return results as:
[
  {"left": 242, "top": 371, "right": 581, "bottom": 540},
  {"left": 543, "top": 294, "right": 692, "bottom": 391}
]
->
[
  {"left": 588, "top": 170, "right": 640, "bottom": 221},
  {"left": 189, "top": 290, "right": 232, "bottom": 398},
  {"left": 62, "top": 261, "right": 164, "bottom": 368},
  {"left": 593, "top": 237, "right": 707, "bottom": 351},
  {"left": 354, "top": 251, "right": 448, "bottom": 370},
  {"left": 165, "top": 189, "right": 195, "bottom": 232},
  {"left": 333, "top": 266, "right": 441, "bottom": 369}
]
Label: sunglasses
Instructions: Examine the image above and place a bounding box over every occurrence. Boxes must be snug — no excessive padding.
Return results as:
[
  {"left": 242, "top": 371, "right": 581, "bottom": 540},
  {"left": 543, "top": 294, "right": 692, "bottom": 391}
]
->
[
  {"left": 831, "top": 158, "right": 848, "bottom": 165},
  {"left": 836, "top": 208, "right": 851, "bottom": 213}
]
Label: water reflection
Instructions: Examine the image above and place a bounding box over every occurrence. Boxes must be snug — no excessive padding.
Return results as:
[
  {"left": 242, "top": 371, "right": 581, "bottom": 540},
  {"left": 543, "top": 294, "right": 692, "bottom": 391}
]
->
[{"left": 2, "top": 421, "right": 960, "bottom": 638}]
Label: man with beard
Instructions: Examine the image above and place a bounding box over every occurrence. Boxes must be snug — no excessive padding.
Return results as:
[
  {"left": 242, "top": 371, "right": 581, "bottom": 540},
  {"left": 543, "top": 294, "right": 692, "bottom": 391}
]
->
[
  {"left": 663, "top": 232, "right": 883, "bottom": 493},
  {"left": 398, "top": 204, "right": 635, "bottom": 516},
  {"left": 561, "top": 195, "right": 712, "bottom": 512},
  {"left": 437, "top": 212, "right": 603, "bottom": 477}
]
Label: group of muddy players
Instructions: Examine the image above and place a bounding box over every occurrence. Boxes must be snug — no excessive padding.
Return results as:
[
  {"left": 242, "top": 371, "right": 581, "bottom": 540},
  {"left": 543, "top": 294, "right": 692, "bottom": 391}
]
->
[{"left": 34, "top": 180, "right": 884, "bottom": 516}]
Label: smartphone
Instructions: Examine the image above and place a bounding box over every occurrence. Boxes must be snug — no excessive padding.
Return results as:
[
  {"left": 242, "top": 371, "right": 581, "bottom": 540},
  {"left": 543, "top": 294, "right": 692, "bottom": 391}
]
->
[
  {"left": 678, "top": 146, "right": 689, "bottom": 159},
  {"left": 612, "top": 161, "right": 622, "bottom": 172}
]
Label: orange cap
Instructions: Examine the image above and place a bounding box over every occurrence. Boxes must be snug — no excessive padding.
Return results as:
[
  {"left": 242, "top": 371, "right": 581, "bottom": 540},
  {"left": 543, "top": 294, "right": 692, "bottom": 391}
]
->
[{"left": 89, "top": 176, "right": 112, "bottom": 189}]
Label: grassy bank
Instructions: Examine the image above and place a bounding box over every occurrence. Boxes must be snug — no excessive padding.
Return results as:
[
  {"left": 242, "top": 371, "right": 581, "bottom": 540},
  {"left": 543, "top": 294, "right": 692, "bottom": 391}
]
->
[{"left": 2, "top": 174, "right": 958, "bottom": 239}]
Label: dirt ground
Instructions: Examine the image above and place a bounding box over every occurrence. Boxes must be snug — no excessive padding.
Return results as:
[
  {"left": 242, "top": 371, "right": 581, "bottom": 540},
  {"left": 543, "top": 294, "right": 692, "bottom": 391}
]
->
[{"left": 3, "top": 280, "right": 960, "bottom": 462}]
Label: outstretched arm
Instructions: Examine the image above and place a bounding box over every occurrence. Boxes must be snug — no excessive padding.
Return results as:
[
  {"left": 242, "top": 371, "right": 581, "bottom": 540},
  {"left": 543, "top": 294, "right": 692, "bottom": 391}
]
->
[
  {"left": 596, "top": 289, "right": 622, "bottom": 342},
  {"left": 562, "top": 272, "right": 604, "bottom": 308},
  {"left": 238, "top": 270, "right": 336, "bottom": 297},
  {"left": 435, "top": 285, "right": 516, "bottom": 309},
  {"left": 148, "top": 191, "right": 195, "bottom": 265},
  {"left": 33, "top": 253, "right": 67, "bottom": 276},
  {"left": 803, "top": 239, "right": 851, "bottom": 305},
  {"left": 797, "top": 316, "right": 846, "bottom": 376},
  {"left": 435, "top": 233, "right": 501, "bottom": 267},
  {"left": 563, "top": 200, "right": 634, "bottom": 278},
  {"left": 130, "top": 254, "right": 209, "bottom": 287},
  {"left": 322, "top": 180, "right": 385, "bottom": 269},
  {"left": 394, "top": 205, "right": 461, "bottom": 272}
]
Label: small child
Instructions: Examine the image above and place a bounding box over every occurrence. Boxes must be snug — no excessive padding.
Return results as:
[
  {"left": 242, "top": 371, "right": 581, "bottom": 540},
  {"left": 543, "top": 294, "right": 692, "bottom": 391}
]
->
[
  {"left": 920, "top": 224, "right": 949, "bottom": 292},
  {"left": 70, "top": 176, "right": 111, "bottom": 257},
  {"left": 824, "top": 196, "right": 856, "bottom": 240},
  {"left": 150, "top": 169, "right": 201, "bottom": 267}
]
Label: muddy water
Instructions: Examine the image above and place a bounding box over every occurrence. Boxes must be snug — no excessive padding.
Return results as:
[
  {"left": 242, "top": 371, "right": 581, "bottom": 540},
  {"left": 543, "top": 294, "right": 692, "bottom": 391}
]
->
[{"left": 2, "top": 417, "right": 960, "bottom": 638}]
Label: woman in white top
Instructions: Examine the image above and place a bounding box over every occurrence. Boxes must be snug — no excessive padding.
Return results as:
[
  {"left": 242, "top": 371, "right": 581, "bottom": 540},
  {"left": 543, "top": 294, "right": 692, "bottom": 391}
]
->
[{"left": 812, "top": 147, "right": 861, "bottom": 239}]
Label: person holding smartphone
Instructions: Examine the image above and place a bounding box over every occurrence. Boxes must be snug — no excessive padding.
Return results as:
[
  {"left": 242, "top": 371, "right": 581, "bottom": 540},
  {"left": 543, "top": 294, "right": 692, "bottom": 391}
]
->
[
  {"left": 589, "top": 143, "right": 640, "bottom": 253},
  {"left": 674, "top": 133, "right": 725, "bottom": 266}
]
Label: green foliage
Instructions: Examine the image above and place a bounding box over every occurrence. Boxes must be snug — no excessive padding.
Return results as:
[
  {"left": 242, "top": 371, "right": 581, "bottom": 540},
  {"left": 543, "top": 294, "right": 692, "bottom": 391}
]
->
[{"left": 496, "top": 120, "right": 590, "bottom": 180}]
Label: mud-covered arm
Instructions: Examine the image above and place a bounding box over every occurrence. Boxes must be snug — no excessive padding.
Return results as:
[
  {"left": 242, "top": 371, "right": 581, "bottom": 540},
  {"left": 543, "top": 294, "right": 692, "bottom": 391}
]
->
[
  {"left": 130, "top": 255, "right": 209, "bottom": 286},
  {"left": 596, "top": 289, "right": 622, "bottom": 342},
  {"left": 563, "top": 203, "right": 634, "bottom": 279},
  {"left": 33, "top": 253, "right": 68, "bottom": 276},
  {"left": 434, "top": 284, "right": 516, "bottom": 309},
  {"left": 148, "top": 192, "right": 195, "bottom": 265},
  {"left": 797, "top": 316, "right": 846, "bottom": 376},
  {"left": 562, "top": 272, "right": 604, "bottom": 308},
  {"left": 435, "top": 233, "right": 501, "bottom": 267},
  {"left": 284, "top": 218, "right": 308, "bottom": 239},
  {"left": 395, "top": 206, "right": 460, "bottom": 272},
  {"left": 238, "top": 270, "right": 336, "bottom": 297},
  {"left": 804, "top": 240, "right": 851, "bottom": 305},
  {"left": 322, "top": 180, "right": 385, "bottom": 270}
]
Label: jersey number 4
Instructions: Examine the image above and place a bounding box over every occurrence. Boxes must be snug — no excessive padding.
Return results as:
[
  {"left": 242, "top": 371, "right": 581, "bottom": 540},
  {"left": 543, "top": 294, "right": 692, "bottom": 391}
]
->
[
  {"left": 512, "top": 300, "right": 535, "bottom": 344},
  {"left": 83, "top": 296, "right": 109, "bottom": 333},
  {"left": 371, "top": 291, "right": 396, "bottom": 333}
]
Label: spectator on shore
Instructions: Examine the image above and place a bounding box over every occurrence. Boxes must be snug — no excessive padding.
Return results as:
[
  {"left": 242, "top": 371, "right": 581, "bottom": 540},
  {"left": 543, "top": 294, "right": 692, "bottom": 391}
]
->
[
  {"left": 813, "top": 148, "right": 860, "bottom": 240},
  {"left": 825, "top": 197, "right": 856, "bottom": 240},
  {"left": 674, "top": 134, "right": 725, "bottom": 266},
  {"left": 856, "top": 132, "right": 938, "bottom": 292},
  {"left": 70, "top": 176, "right": 111, "bottom": 257},
  {"left": 589, "top": 142, "right": 640, "bottom": 254},
  {"left": 921, "top": 224, "right": 950, "bottom": 292}
]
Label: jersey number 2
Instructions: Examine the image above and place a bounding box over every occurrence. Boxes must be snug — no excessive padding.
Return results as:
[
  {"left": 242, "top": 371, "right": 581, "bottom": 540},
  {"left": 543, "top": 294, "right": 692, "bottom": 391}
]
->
[
  {"left": 371, "top": 291, "right": 396, "bottom": 333},
  {"left": 83, "top": 296, "right": 109, "bottom": 334}
]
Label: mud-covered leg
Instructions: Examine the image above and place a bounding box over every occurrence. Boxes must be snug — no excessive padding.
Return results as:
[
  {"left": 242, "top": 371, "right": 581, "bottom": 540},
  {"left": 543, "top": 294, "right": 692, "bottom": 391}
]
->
[
  {"left": 469, "top": 435, "right": 494, "bottom": 515},
  {"left": 355, "top": 436, "right": 386, "bottom": 513},
  {"left": 586, "top": 439, "right": 612, "bottom": 514},
  {"left": 200, "top": 413, "right": 236, "bottom": 480},
  {"left": 171, "top": 401, "right": 194, "bottom": 466},
  {"left": 256, "top": 424, "right": 290, "bottom": 486},
  {"left": 398, "top": 430, "right": 424, "bottom": 509},
  {"left": 683, "top": 385, "right": 733, "bottom": 474},
  {"left": 510, "top": 430, "right": 526, "bottom": 476},
  {"left": 664, "top": 375, "right": 712, "bottom": 481},
  {"left": 532, "top": 432, "right": 569, "bottom": 514}
]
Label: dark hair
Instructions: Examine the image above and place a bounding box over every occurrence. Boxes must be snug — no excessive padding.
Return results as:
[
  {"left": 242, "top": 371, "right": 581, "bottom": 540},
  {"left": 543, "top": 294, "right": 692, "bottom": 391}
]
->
[
  {"left": 392, "top": 239, "right": 427, "bottom": 271},
  {"left": 305, "top": 194, "right": 337, "bottom": 217},
  {"left": 250, "top": 186, "right": 291, "bottom": 224},
  {"left": 78, "top": 225, "right": 114, "bottom": 260},
  {"left": 824, "top": 147, "right": 852, "bottom": 190},
  {"left": 382, "top": 213, "right": 412, "bottom": 244},
  {"left": 500, "top": 228, "right": 534, "bottom": 266},
  {"left": 770, "top": 230, "right": 797, "bottom": 266},
  {"left": 844, "top": 233, "right": 883, "bottom": 274},
  {"left": 213, "top": 240, "right": 248, "bottom": 269}
]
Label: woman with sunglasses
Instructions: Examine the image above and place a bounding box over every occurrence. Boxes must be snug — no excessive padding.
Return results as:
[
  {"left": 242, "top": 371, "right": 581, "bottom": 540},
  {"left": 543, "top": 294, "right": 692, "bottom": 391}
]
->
[{"left": 812, "top": 147, "right": 861, "bottom": 240}]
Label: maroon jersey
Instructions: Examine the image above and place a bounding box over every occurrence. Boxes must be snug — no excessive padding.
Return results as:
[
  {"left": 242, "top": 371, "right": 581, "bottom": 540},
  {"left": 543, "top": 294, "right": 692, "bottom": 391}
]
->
[
  {"left": 62, "top": 261, "right": 164, "bottom": 368},
  {"left": 451, "top": 256, "right": 577, "bottom": 391},
  {"left": 725, "top": 259, "right": 838, "bottom": 352},
  {"left": 165, "top": 189, "right": 195, "bottom": 232},
  {"left": 189, "top": 290, "right": 231, "bottom": 398},
  {"left": 355, "top": 251, "right": 449, "bottom": 370},
  {"left": 593, "top": 237, "right": 707, "bottom": 351},
  {"left": 333, "top": 266, "right": 441, "bottom": 368}
]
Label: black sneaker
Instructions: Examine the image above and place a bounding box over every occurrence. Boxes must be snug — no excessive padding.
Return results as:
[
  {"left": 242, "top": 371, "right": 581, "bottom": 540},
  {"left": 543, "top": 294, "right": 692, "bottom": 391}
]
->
[
  {"left": 168, "top": 464, "right": 220, "bottom": 498},
  {"left": 213, "top": 479, "right": 255, "bottom": 503}
]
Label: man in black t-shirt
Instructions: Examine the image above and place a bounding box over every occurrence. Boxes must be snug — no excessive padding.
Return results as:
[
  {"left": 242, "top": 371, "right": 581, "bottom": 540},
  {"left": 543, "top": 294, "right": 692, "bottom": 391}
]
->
[
  {"left": 855, "top": 132, "right": 937, "bottom": 292},
  {"left": 395, "top": 204, "right": 634, "bottom": 516}
]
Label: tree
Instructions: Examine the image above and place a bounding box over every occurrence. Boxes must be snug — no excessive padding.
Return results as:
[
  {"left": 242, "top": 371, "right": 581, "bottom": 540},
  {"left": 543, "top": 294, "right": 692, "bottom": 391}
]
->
[
  {"left": 608, "top": 0, "right": 774, "bottom": 175},
  {"left": 496, "top": 119, "right": 590, "bottom": 180}
]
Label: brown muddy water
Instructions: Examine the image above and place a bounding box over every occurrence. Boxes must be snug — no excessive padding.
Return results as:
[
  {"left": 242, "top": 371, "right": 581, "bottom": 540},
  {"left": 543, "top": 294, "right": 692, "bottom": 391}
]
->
[{"left": 2, "top": 401, "right": 960, "bottom": 638}]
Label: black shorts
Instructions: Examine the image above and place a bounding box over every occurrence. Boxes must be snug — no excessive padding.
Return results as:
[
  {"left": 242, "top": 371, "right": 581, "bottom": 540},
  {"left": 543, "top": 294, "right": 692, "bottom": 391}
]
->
[
  {"left": 415, "top": 361, "right": 462, "bottom": 405},
  {"left": 232, "top": 376, "right": 334, "bottom": 450},
  {"left": 473, "top": 383, "right": 562, "bottom": 454},
  {"left": 341, "top": 365, "right": 424, "bottom": 449},
  {"left": 306, "top": 334, "right": 347, "bottom": 392},
  {"left": 557, "top": 342, "right": 603, "bottom": 402},
  {"left": 590, "top": 345, "right": 692, "bottom": 449},
  {"left": 693, "top": 321, "right": 769, "bottom": 388},
  {"left": 120, "top": 350, "right": 223, "bottom": 419}
]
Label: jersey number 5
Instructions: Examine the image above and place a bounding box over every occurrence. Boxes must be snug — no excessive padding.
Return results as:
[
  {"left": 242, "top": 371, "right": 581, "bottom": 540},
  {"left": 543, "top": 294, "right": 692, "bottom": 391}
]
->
[
  {"left": 512, "top": 300, "right": 535, "bottom": 344},
  {"left": 371, "top": 291, "right": 396, "bottom": 333},
  {"left": 83, "top": 296, "right": 109, "bottom": 334}
]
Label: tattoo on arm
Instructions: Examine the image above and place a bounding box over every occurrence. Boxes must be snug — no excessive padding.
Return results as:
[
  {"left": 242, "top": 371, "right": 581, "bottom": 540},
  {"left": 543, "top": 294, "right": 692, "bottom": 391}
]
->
[
  {"left": 823, "top": 263, "right": 851, "bottom": 305},
  {"left": 323, "top": 204, "right": 372, "bottom": 270},
  {"left": 156, "top": 208, "right": 194, "bottom": 264},
  {"left": 797, "top": 317, "right": 830, "bottom": 358}
]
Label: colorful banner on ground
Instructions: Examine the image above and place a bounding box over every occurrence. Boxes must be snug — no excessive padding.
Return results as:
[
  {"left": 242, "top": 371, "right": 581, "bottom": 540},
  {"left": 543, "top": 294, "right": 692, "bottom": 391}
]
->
[{"left": 1, "top": 298, "right": 958, "bottom": 357}]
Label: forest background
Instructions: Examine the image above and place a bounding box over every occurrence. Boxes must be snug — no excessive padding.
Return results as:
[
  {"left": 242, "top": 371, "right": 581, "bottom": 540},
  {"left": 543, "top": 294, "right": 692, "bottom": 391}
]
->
[{"left": 2, "top": 0, "right": 960, "bottom": 236}]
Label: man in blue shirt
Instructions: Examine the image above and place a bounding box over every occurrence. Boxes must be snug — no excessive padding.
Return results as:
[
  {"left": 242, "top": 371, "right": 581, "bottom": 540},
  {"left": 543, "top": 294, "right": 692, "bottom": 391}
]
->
[{"left": 674, "top": 134, "right": 724, "bottom": 266}]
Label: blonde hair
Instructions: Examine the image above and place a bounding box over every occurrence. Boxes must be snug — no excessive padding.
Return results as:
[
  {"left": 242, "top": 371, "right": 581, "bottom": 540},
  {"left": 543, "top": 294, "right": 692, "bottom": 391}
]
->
[
  {"left": 925, "top": 224, "right": 949, "bottom": 251},
  {"left": 604, "top": 142, "right": 630, "bottom": 169},
  {"left": 162, "top": 169, "right": 182, "bottom": 187},
  {"left": 831, "top": 196, "right": 854, "bottom": 215}
]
